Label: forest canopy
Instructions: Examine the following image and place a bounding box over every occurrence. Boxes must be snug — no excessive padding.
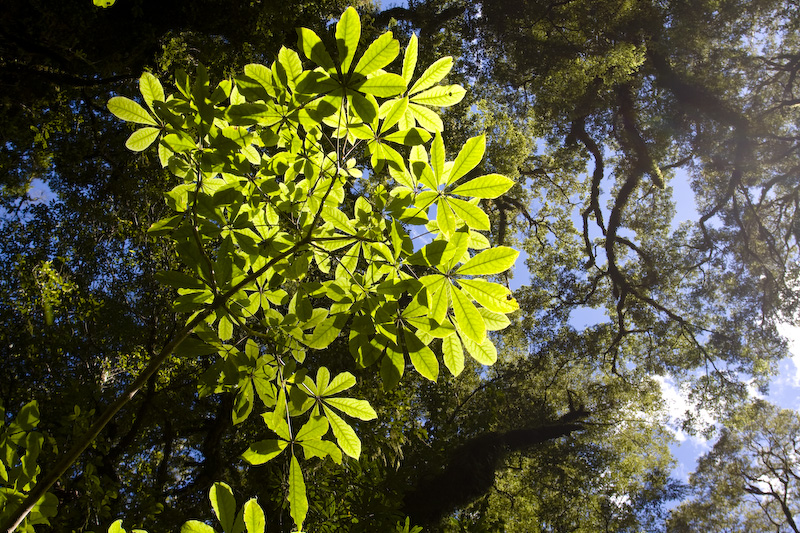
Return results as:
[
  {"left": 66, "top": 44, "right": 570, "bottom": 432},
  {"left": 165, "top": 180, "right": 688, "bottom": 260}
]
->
[{"left": 0, "top": 0, "right": 798, "bottom": 531}]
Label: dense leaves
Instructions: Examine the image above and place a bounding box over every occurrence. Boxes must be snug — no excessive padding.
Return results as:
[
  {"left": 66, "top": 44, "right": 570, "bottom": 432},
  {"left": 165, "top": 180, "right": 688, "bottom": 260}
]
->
[{"left": 0, "top": 0, "right": 798, "bottom": 531}]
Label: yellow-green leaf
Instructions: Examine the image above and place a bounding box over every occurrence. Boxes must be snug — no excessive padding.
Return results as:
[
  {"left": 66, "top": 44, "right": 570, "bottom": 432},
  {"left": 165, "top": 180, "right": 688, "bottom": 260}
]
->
[
  {"left": 354, "top": 31, "right": 399, "bottom": 76},
  {"left": 409, "top": 344, "right": 439, "bottom": 381},
  {"left": 450, "top": 174, "right": 514, "bottom": 199},
  {"left": 323, "top": 406, "right": 362, "bottom": 458},
  {"left": 125, "top": 127, "right": 160, "bottom": 152},
  {"left": 408, "top": 103, "right": 443, "bottom": 132},
  {"left": 241, "top": 439, "right": 287, "bottom": 465},
  {"left": 324, "top": 397, "right": 378, "bottom": 420},
  {"left": 448, "top": 197, "right": 490, "bottom": 230},
  {"left": 410, "top": 84, "right": 466, "bottom": 106},
  {"left": 288, "top": 454, "right": 308, "bottom": 531},
  {"left": 356, "top": 73, "right": 406, "bottom": 97},
  {"left": 409, "top": 56, "right": 453, "bottom": 94},
  {"left": 336, "top": 7, "right": 361, "bottom": 73},
  {"left": 451, "top": 286, "right": 486, "bottom": 343},
  {"left": 297, "top": 27, "right": 336, "bottom": 72},
  {"left": 108, "top": 96, "right": 158, "bottom": 125},
  {"left": 139, "top": 72, "right": 164, "bottom": 112},
  {"left": 456, "top": 246, "right": 519, "bottom": 276},
  {"left": 210, "top": 482, "right": 236, "bottom": 533},
  {"left": 459, "top": 279, "right": 519, "bottom": 313},
  {"left": 448, "top": 134, "right": 485, "bottom": 185},
  {"left": 442, "top": 334, "right": 464, "bottom": 376},
  {"left": 243, "top": 499, "right": 266, "bottom": 533},
  {"left": 402, "top": 34, "right": 418, "bottom": 85},
  {"left": 461, "top": 332, "right": 497, "bottom": 365}
]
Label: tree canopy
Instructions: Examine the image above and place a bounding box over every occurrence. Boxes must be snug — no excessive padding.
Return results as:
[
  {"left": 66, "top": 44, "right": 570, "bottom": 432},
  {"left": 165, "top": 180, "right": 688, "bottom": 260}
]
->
[{"left": 0, "top": 0, "right": 798, "bottom": 531}]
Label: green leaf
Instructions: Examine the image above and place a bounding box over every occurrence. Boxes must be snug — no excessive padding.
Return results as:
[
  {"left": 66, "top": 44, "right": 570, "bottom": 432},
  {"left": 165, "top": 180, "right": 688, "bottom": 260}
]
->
[
  {"left": 210, "top": 482, "right": 237, "bottom": 533},
  {"left": 381, "top": 97, "right": 409, "bottom": 133},
  {"left": 140, "top": 72, "right": 165, "bottom": 112},
  {"left": 93, "top": 0, "right": 115, "bottom": 8},
  {"left": 409, "top": 344, "right": 439, "bottom": 381},
  {"left": 354, "top": 31, "right": 399, "bottom": 76},
  {"left": 451, "top": 174, "right": 515, "bottom": 199},
  {"left": 108, "top": 520, "right": 126, "bottom": 533},
  {"left": 448, "top": 134, "right": 486, "bottom": 185},
  {"left": 125, "top": 127, "right": 160, "bottom": 152},
  {"left": 409, "top": 57, "right": 454, "bottom": 94},
  {"left": 410, "top": 85, "right": 466, "bottom": 107},
  {"left": 451, "top": 286, "right": 486, "bottom": 343},
  {"left": 456, "top": 247, "right": 519, "bottom": 276},
  {"left": 479, "top": 307, "right": 512, "bottom": 330},
  {"left": 232, "top": 380, "right": 254, "bottom": 424},
  {"left": 408, "top": 103, "right": 443, "bottom": 132},
  {"left": 322, "top": 371, "right": 356, "bottom": 396},
  {"left": 431, "top": 134, "right": 445, "bottom": 183},
  {"left": 241, "top": 439, "right": 288, "bottom": 465},
  {"left": 242, "top": 499, "right": 265, "bottom": 533},
  {"left": 323, "top": 405, "right": 361, "bottom": 458},
  {"left": 420, "top": 274, "right": 450, "bottom": 323},
  {"left": 459, "top": 279, "right": 519, "bottom": 313},
  {"left": 461, "top": 333, "right": 498, "bottom": 365},
  {"left": 297, "top": 27, "right": 336, "bottom": 72},
  {"left": 448, "top": 198, "right": 490, "bottom": 230},
  {"left": 442, "top": 333, "right": 465, "bottom": 376},
  {"left": 288, "top": 455, "right": 308, "bottom": 531},
  {"left": 181, "top": 521, "right": 216, "bottom": 533},
  {"left": 402, "top": 34, "right": 418, "bottom": 85},
  {"left": 304, "top": 316, "right": 341, "bottom": 349},
  {"left": 300, "top": 439, "right": 343, "bottom": 464},
  {"left": 324, "top": 398, "right": 378, "bottom": 420},
  {"left": 295, "top": 415, "right": 329, "bottom": 441},
  {"left": 108, "top": 96, "right": 158, "bottom": 125},
  {"left": 356, "top": 73, "right": 406, "bottom": 97},
  {"left": 336, "top": 7, "right": 361, "bottom": 73}
]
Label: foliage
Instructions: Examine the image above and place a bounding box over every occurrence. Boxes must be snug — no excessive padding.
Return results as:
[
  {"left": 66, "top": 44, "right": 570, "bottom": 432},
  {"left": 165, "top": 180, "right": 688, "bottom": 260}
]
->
[
  {"left": 668, "top": 400, "right": 800, "bottom": 532},
  {"left": 0, "top": 402, "right": 58, "bottom": 532},
  {"left": 1, "top": 0, "right": 799, "bottom": 531},
  {"left": 4, "top": 7, "right": 520, "bottom": 533}
]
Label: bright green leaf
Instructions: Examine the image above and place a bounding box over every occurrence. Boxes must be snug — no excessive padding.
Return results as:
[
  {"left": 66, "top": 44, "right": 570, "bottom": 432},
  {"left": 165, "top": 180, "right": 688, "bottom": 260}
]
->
[
  {"left": 354, "top": 31, "right": 399, "bottom": 76},
  {"left": 210, "top": 482, "right": 237, "bottom": 533},
  {"left": 181, "top": 521, "right": 216, "bottom": 533},
  {"left": 410, "top": 85, "right": 465, "bottom": 107},
  {"left": 125, "top": 127, "right": 160, "bottom": 152},
  {"left": 409, "top": 344, "right": 439, "bottom": 382},
  {"left": 402, "top": 34, "right": 418, "bottom": 85},
  {"left": 448, "top": 197, "right": 490, "bottom": 230},
  {"left": 451, "top": 286, "right": 486, "bottom": 343},
  {"left": 336, "top": 7, "right": 361, "bottom": 73},
  {"left": 459, "top": 278, "right": 519, "bottom": 313},
  {"left": 409, "top": 56, "right": 453, "bottom": 94},
  {"left": 288, "top": 455, "right": 308, "bottom": 532},
  {"left": 461, "top": 332, "right": 498, "bottom": 365},
  {"left": 448, "top": 134, "right": 486, "bottom": 185},
  {"left": 324, "top": 397, "right": 377, "bottom": 420},
  {"left": 241, "top": 439, "right": 288, "bottom": 465},
  {"left": 450, "top": 174, "right": 515, "bottom": 199},
  {"left": 442, "top": 334, "right": 464, "bottom": 376},
  {"left": 140, "top": 72, "right": 165, "bottom": 112},
  {"left": 456, "top": 246, "right": 519, "bottom": 276},
  {"left": 242, "top": 499, "right": 265, "bottom": 533},
  {"left": 108, "top": 96, "right": 158, "bottom": 125},
  {"left": 323, "top": 406, "right": 361, "bottom": 458}
]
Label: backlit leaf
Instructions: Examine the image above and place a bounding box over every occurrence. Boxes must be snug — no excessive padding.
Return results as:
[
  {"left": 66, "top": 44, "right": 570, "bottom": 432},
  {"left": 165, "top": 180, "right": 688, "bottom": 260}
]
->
[
  {"left": 125, "top": 127, "right": 160, "bottom": 152},
  {"left": 451, "top": 286, "right": 486, "bottom": 343},
  {"left": 456, "top": 247, "right": 519, "bottom": 276},
  {"left": 336, "top": 7, "right": 361, "bottom": 73},
  {"left": 288, "top": 454, "right": 308, "bottom": 531},
  {"left": 409, "top": 344, "right": 439, "bottom": 381},
  {"left": 409, "top": 56, "right": 453, "bottom": 94},
  {"left": 451, "top": 174, "right": 515, "bottom": 199},
  {"left": 324, "top": 397, "right": 378, "bottom": 420},
  {"left": 354, "top": 31, "right": 399, "bottom": 76},
  {"left": 448, "top": 134, "right": 485, "bottom": 185},
  {"left": 108, "top": 96, "right": 158, "bottom": 125},
  {"left": 442, "top": 334, "right": 464, "bottom": 376},
  {"left": 243, "top": 499, "right": 265, "bottom": 533}
]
